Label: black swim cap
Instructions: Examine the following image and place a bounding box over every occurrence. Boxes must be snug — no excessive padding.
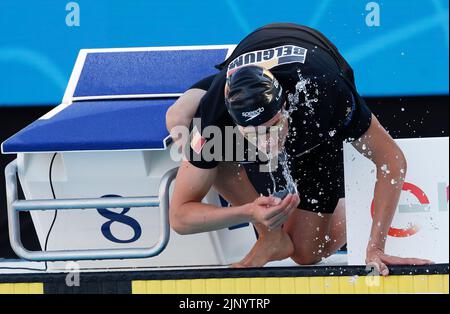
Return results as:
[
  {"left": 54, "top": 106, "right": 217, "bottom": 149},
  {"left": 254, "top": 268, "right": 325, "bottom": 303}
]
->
[{"left": 224, "top": 65, "right": 285, "bottom": 126}]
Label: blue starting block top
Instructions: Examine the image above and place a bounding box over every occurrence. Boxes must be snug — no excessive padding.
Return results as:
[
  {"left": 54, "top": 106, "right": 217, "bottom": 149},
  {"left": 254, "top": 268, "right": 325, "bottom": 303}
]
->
[
  {"left": 2, "top": 46, "right": 234, "bottom": 154},
  {"left": 2, "top": 99, "right": 174, "bottom": 153},
  {"left": 74, "top": 48, "right": 231, "bottom": 98}
]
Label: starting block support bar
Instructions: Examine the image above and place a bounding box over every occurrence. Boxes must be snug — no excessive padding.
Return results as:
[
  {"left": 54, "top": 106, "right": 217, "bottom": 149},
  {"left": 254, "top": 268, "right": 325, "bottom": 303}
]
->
[{"left": 5, "top": 159, "right": 177, "bottom": 262}]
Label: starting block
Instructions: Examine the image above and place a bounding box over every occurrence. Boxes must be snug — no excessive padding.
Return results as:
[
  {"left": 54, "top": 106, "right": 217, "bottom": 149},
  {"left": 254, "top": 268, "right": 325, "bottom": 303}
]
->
[{"left": 1, "top": 45, "right": 260, "bottom": 270}]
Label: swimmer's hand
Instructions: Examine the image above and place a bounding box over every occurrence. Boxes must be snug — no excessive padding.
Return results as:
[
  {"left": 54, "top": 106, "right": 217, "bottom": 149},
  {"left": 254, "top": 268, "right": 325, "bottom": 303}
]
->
[
  {"left": 366, "top": 248, "right": 434, "bottom": 276},
  {"left": 248, "top": 194, "right": 300, "bottom": 230}
]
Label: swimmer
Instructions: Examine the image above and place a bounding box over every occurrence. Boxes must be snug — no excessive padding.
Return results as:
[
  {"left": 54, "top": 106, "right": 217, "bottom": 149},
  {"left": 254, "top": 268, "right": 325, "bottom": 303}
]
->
[{"left": 166, "top": 23, "right": 433, "bottom": 273}]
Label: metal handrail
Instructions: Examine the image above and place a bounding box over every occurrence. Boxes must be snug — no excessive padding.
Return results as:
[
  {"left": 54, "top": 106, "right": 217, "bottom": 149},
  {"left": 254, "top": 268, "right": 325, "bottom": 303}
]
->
[
  {"left": 13, "top": 197, "right": 160, "bottom": 211},
  {"left": 5, "top": 159, "right": 178, "bottom": 261}
]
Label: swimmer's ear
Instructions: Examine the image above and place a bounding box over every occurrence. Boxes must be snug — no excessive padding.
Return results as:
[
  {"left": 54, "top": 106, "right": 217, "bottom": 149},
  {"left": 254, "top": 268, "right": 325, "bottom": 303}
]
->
[{"left": 224, "top": 77, "right": 231, "bottom": 98}]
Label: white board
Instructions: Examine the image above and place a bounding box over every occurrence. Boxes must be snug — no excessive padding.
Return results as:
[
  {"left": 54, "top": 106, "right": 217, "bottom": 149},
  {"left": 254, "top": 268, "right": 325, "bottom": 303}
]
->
[{"left": 344, "top": 137, "right": 449, "bottom": 265}]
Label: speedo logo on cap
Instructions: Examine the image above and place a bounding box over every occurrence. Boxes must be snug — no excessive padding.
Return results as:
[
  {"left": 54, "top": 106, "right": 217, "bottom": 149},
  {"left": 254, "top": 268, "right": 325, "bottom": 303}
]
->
[{"left": 242, "top": 107, "right": 264, "bottom": 122}]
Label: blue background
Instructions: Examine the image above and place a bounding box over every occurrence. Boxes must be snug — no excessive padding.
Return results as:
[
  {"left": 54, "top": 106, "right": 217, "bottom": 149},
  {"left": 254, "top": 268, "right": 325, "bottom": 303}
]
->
[{"left": 0, "top": 0, "right": 448, "bottom": 106}]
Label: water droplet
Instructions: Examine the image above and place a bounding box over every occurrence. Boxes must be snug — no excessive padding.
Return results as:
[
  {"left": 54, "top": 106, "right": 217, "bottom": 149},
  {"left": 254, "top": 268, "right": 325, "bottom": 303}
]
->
[
  {"left": 349, "top": 275, "right": 358, "bottom": 283},
  {"left": 380, "top": 164, "right": 390, "bottom": 174}
]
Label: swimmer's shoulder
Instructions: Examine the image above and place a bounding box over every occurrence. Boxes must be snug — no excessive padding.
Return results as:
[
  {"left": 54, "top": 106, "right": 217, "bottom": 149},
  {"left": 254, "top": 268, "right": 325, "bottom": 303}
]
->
[{"left": 188, "top": 73, "right": 218, "bottom": 91}]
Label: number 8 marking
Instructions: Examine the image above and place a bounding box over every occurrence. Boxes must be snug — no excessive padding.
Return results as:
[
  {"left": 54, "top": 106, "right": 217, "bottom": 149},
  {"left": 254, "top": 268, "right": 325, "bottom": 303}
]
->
[{"left": 97, "top": 194, "right": 142, "bottom": 243}]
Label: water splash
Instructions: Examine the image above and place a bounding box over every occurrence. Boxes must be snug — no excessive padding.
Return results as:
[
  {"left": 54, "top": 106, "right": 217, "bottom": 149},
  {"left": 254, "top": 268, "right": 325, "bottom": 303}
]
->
[
  {"left": 380, "top": 164, "right": 391, "bottom": 174},
  {"left": 279, "top": 150, "right": 298, "bottom": 194},
  {"left": 286, "top": 69, "right": 319, "bottom": 117},
  {"left": 266, "top": 69, "right": 318, "bottom": 197},
  {"left": 267, "top": 158, "right": 277, "bottom": 194}
]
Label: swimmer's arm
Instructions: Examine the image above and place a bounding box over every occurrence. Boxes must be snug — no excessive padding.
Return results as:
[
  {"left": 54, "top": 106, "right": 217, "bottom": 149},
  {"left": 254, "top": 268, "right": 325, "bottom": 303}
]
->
[
  {"left": 214, "top": 162, "right": 261, "bottom": 205},
  {"left": 352, "top": 114, "right": 432, "bottom": 274},
  {"left": 170, "top": 161, "right": 295, "bottom": 234},
  {"left": 352, "top": 114, "right": 405, "bottom": 252},
  {"left": 170, "top": 160, "right": 253, "bottom": 234},
  {"left": 166, "top": 89, "right": 206, "bottom": 143}
]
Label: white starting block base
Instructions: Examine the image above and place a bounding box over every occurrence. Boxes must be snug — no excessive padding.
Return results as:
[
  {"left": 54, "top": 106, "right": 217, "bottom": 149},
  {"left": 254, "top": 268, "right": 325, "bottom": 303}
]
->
[{"left": 16, "top": 149, "right": 256, "bottom": 271}]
